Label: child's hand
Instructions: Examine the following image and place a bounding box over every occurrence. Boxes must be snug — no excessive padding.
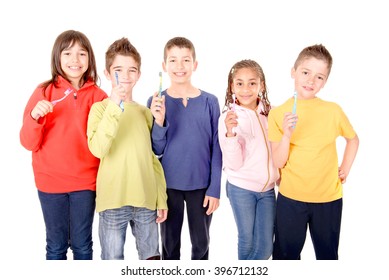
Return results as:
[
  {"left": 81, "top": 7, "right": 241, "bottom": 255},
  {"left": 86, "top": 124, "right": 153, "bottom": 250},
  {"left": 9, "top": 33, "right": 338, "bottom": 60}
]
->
[
  {"left": 150, "top": 92, "right": 165, "bottom": 127},
  {"left": 338, "top": 168, "right": 347, "bottom": 183},
  {"left": 203, "top": 196, "right": 220, "bottom": 215},
  {"left": 30, "top": 100, "right": 53, "bottom": 120},
  {"left": 224, "top": 110, "right": 238, "bottom": 137},
  {"left": 282, "top": 112, "right": 298, "bottom": 138},
  {"left": 109, "top": 83, "right": 126, "bottom": 107},
  {"left": 156, "top": 209, "right": 168, "bottom": 223}
]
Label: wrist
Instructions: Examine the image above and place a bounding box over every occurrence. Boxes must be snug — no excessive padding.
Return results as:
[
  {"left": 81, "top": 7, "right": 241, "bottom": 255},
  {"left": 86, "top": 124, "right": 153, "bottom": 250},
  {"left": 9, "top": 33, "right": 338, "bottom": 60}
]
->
[
  {"left": 282, "top": 134, "right": 291, "bottom": 140},
  {"left": 155, "top": 119, "right": 164, "bottom": 127}
]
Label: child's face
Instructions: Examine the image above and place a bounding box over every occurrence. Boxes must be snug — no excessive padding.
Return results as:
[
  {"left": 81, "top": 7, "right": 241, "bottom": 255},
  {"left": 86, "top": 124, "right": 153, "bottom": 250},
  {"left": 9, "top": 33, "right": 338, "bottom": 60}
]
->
[
  {"left": 60, "top": 41, "right": 89, "bottom": 88},
  {"left": 232, "top": 68, "right": 263, "bottom": 110},
  {"left": 291, "top": 57, "right": 329, "bottom": 100},
  {"left": 163, "top": 46, "right": 197, "bottom": 84},
  {"left": 105, "top": 55, "right": 140, "bottom": 92}
]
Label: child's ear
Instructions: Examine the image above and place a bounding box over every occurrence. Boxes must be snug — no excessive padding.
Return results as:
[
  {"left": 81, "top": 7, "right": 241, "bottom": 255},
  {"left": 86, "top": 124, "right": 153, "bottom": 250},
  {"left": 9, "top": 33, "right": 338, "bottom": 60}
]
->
[
  {"left": 136, "top": 70, "right": 141, "bottom": 81},
  {"left": 104, "top": 69, "right": 111, "bottom": 81},
  {"left": 193, "top": 60, "right": 198, "bottom": 71},
  {"left": 290, "top": 67, "right": 295, "bottom": 79},
  {"left": 162, "top": 61, "right": 167, "bottom": 72}
]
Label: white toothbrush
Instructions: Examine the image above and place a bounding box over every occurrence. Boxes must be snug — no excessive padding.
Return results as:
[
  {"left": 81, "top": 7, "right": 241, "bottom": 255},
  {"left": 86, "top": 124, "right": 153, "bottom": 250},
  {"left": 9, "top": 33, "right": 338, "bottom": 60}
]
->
[{"left": 51, "top": 88, "right": 72, "bottom": 105}]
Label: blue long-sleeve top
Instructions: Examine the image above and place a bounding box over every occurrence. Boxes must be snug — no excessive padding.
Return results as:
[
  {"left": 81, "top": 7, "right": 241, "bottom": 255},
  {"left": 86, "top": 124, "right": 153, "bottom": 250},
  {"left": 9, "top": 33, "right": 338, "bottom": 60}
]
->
[{"left": 147, "top": 90, "right": 222, "bottom": 198}]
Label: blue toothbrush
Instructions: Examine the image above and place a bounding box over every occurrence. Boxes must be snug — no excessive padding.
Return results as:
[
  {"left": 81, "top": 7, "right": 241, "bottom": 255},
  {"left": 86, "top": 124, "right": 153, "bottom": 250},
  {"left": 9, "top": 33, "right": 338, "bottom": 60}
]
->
[{"left": 115, "top": 71, "right": 124, "bottom": 111}]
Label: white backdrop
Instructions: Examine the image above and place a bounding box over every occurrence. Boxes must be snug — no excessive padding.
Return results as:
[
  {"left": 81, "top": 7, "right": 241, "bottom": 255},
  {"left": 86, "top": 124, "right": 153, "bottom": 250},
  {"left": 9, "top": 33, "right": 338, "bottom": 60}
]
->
[{"left": 1, "top": 0, "right": 387, "bottom": 278}]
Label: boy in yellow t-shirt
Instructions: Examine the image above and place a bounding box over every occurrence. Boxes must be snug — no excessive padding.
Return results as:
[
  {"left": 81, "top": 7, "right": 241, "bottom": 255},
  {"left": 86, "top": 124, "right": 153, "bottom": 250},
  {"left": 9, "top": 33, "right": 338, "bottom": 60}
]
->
[{"left": 268, "top": 44, "right": 359, "bottom": 260}]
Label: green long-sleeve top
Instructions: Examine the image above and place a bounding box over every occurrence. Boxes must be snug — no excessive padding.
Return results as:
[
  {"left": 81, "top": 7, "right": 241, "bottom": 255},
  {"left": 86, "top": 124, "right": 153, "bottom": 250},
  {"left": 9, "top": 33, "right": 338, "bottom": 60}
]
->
[{"left": 87, "top": 99, "right": 167, "bottom": 212}]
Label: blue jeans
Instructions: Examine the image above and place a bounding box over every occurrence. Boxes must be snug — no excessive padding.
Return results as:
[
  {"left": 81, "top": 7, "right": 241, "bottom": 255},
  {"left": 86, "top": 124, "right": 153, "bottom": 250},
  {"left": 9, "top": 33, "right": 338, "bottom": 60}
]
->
[
  {"left": 226, "top": 181, "right": 276, "bottom": 260},
  {"left": 38, "top": 190, "right": 95, "bottom": 260},
  {"left": 99, "top": 206, "right": 160, "bottom": 260}
]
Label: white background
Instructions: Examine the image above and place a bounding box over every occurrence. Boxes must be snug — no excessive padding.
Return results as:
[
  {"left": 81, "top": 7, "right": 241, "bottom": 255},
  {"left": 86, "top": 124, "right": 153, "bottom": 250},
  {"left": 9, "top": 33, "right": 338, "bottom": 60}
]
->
[{"left": 1, "top": 0, "right": 388, "bottom": 278}]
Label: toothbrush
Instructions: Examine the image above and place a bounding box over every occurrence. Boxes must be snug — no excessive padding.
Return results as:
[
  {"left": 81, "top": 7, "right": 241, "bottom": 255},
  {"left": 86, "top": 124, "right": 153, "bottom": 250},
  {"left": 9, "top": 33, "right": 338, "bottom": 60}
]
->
[
  {"left": 292, "top": 91, "right": 297, "bottom": 128},
  {"left": 158, "top": 71, "right": 163, "bottom": 98},
  {"left": 292, "top": 91, "right": 297, "bottom": 114},
  {"left": 52, "top": 88, "right": 72, "bottom": 105},
  {"left": 115, "top": 72, "right": 124, "bottom": 111}
]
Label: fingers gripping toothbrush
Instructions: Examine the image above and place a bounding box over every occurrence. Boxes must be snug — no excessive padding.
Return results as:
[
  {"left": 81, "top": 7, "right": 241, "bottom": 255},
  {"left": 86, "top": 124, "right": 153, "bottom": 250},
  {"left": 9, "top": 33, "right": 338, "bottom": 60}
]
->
[{"left": 115, "top": 71, "right": 124, "bottom": 111}]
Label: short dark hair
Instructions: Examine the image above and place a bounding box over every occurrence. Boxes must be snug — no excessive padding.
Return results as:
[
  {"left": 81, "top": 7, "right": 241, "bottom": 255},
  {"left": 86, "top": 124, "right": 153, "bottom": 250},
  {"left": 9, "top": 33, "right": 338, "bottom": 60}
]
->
[{"left": 163, "top": 37, "right": 196, "bottom": 62}]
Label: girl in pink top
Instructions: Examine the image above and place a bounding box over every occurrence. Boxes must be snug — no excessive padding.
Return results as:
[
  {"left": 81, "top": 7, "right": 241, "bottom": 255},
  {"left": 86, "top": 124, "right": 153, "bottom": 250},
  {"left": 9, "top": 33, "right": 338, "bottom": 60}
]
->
[{"left": 218, "top": 59, "right": 279, "bottom": 260}]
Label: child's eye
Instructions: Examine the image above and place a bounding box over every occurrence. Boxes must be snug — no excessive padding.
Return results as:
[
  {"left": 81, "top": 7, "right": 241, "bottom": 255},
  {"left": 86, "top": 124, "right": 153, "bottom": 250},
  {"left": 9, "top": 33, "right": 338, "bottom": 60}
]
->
[
  {"left": 302, "top": 71, "right": 308, "bottom": 75},
  {"left": 250, "top": 82, "right": 257, "bottom": 86}
]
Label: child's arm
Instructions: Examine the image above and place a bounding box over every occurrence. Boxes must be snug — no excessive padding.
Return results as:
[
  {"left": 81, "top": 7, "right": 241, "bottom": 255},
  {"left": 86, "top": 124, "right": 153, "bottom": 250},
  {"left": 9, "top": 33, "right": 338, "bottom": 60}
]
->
[
  {"left": 204, "top": 98, "right": 223, "bottom": 215},
  {"left": 20, "top": 88, "right": 53, "bottom": 152},
  {"left": 270, "top": 112, "right": 297, "bottom": 168},
  {"left": 338, "top": 134, "right": 359, "bottom": 183},
  {"left": 87, "top": 101, "right": 121, "bottom": 158},
  {"left": 218, "top": 111, "right": 245, "bottom": 170},
  {"left": 149, "top": 92, "right": 165, "bottom": 127},
  {"left": 147, "top": 94, "right": 168, "bottom": 156}
]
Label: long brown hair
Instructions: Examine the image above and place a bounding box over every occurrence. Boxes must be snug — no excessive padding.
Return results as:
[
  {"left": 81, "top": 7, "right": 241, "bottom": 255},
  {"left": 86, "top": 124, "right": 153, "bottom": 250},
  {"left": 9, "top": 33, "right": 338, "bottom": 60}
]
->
[
  {"left": 223, "top": 59, "right": 271, "bottom": 116},
  {"left": 40, "top": 30, "right": 99, "bottom": 93}
]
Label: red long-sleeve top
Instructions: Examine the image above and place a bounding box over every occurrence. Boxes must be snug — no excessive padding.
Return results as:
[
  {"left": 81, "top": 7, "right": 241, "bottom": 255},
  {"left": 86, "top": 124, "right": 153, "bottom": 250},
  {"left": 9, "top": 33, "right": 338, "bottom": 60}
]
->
[{"left": 20, "top": 76, "right": 107, "bottom": 193}]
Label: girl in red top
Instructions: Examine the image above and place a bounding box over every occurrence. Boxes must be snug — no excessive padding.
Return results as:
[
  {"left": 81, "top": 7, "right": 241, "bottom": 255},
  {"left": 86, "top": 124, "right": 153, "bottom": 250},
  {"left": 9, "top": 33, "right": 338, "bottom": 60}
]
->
[{"left": 20, "top": 30, "right": 107, "bottom": 260}]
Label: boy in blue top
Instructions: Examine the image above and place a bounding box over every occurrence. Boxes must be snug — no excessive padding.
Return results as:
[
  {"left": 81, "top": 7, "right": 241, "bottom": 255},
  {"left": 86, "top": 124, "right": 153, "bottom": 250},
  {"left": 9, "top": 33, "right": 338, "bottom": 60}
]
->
[{"left": 147, "top": 37, "right": 222, "bottom": 260}]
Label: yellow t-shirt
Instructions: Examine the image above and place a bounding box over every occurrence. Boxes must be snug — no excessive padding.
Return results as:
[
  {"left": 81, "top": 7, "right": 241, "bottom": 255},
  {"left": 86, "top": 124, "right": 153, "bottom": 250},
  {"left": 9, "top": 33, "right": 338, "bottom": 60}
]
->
[{"left": 268, "top": 97, "right": 356, "bottom": 203}]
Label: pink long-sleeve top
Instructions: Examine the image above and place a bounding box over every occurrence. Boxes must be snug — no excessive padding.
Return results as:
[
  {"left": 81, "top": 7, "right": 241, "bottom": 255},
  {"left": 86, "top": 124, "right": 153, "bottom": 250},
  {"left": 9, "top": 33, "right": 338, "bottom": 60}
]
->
[{"left": 218, "top": 104, "right": 279, "bottom": 193}]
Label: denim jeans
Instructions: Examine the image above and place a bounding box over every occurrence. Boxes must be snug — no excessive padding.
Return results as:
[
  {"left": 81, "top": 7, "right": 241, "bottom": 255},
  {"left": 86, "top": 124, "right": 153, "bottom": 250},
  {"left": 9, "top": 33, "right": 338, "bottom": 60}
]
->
[
  {"left": 99, "top": 206, "right": 160, "bottom": 260},
  {"left": 226, "top": 181, "right": 276, "bottom": 260},
  {"left": 38, "top": 190, "right": 95, "bottom": 260}
]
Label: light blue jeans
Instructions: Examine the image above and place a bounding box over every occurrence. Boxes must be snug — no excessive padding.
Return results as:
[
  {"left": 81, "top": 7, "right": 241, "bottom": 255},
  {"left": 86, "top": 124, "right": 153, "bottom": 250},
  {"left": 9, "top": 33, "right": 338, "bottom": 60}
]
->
[
  {"left": 226, "top": 181, "right": 276, "bottom": 260},
  {"left": 99, "top": 206, "right": 160, "bottom": 260}
]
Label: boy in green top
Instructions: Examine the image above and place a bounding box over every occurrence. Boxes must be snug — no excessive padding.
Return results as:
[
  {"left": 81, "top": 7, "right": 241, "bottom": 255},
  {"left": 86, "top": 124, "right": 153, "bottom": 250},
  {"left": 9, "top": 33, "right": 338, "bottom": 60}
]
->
[
  {"left": 87, "top": 38, "right": 168, "bottom": 260},
  {"left": 268, "top": 44, "right": 359, "bottom": 259}
]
